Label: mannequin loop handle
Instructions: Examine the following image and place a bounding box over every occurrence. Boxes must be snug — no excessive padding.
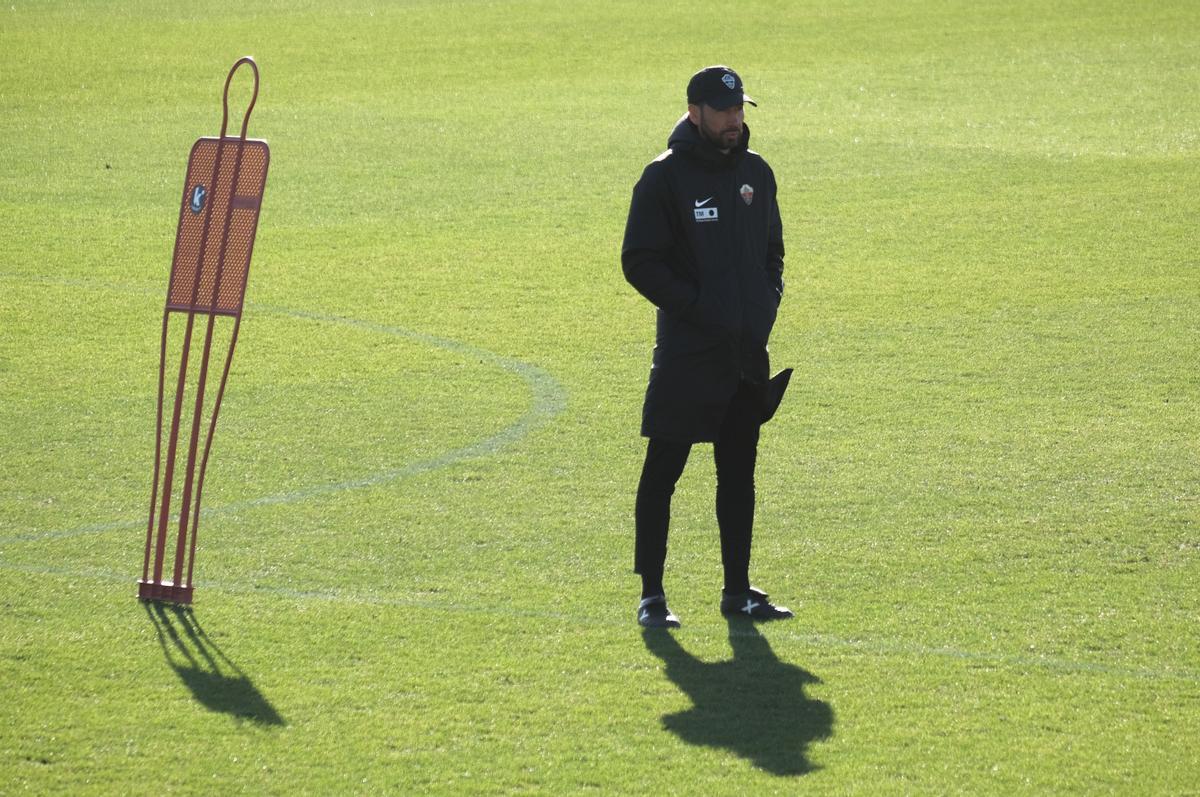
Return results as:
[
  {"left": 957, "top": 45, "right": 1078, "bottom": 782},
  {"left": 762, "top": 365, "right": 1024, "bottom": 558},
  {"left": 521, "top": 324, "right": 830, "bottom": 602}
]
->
[{"left": 220, "top": 56, "right": 260, "bottom": 140}]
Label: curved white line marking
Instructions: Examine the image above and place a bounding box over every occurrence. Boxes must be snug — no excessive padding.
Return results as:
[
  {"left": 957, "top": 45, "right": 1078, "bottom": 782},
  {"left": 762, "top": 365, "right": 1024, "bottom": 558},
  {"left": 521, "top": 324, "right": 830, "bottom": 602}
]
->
[{"left": 0, "top": 299, "right": 567, "bottom": 544}]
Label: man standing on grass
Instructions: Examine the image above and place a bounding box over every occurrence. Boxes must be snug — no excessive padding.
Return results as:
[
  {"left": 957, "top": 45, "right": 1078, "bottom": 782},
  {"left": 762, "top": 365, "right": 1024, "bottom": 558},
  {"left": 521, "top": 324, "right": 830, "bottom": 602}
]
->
[{"left": 622, "top": 65, "right": 794, "bottom": 629}]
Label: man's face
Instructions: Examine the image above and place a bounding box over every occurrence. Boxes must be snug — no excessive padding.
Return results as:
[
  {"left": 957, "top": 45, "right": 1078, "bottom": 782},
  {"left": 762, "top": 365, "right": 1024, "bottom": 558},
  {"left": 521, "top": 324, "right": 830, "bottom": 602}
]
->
[{"left": 688, "top": 102, "right": 745, "bottom": 152}]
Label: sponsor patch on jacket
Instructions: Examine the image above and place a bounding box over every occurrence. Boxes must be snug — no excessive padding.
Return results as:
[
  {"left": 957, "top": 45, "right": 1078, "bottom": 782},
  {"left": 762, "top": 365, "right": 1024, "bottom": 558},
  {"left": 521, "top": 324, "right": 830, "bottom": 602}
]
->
[{"left": 694, "top": 206, "right": 718, "bottom": 222}]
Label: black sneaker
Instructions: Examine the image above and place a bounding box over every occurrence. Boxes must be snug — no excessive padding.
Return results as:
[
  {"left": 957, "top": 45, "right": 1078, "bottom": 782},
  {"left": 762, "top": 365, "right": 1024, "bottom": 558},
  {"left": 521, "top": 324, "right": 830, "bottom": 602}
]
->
[
  {"left": 637, "top": 595, "right": 681, "bottom": 629},
  {"left": 720, "top": 587, "right": 794, "bottom": 620}
]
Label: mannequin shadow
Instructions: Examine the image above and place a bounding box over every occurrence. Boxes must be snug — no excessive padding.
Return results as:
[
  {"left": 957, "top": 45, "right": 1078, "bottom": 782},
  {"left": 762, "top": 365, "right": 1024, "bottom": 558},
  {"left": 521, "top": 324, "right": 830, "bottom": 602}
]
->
[{"left": 144, "top": 601, "right": 284, "bottom": 727}]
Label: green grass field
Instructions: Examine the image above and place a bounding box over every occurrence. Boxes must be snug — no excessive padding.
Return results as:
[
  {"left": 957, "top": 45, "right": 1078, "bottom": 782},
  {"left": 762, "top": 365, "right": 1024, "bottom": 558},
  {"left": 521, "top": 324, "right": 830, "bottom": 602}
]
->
[{"left": 2, "top": 0, "right": 1198, "bottom": 792}]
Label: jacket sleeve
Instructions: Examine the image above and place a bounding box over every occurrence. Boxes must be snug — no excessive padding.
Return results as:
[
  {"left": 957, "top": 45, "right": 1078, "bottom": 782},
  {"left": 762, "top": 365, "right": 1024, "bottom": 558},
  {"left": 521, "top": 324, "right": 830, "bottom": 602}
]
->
[
  {"left": 621, "top": 164, "right": 698, "bottom": 316},
  {"left": 766, "top": 166, "right": 785, "bottom": 306}
]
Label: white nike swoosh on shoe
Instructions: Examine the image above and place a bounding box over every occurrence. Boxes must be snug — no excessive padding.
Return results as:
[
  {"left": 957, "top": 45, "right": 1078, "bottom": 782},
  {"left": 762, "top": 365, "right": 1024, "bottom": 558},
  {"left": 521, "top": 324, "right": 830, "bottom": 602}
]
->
[{"left": 694, "top": 197, "right": 713, "bottom": 207}]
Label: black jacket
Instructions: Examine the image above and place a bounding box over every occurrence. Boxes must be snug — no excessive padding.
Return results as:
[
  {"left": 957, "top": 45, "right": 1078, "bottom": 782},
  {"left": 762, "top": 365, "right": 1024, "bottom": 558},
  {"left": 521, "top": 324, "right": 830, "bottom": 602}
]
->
[{"left": 622, "top": 116, "right": 785, "bottom": 442}]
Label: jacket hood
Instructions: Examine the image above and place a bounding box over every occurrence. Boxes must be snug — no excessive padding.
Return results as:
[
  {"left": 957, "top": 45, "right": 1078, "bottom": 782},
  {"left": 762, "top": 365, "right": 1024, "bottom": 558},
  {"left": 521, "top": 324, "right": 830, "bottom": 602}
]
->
[{"left": 667, "top": 114, "right": 750, "bottom": 168}]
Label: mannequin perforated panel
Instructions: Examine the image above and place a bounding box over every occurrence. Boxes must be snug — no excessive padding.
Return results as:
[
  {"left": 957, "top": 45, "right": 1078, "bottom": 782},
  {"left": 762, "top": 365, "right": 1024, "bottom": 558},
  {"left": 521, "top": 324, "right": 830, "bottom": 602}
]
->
[{"left": 167, "top": 137, "right": 269, "bottom": 315}]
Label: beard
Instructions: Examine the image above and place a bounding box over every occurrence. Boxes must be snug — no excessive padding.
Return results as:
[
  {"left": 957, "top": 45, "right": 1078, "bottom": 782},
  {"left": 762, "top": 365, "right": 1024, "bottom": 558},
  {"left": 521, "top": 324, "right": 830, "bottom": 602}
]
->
[{"left": 698, "top": 113, "right": 742, "bottom": 151}]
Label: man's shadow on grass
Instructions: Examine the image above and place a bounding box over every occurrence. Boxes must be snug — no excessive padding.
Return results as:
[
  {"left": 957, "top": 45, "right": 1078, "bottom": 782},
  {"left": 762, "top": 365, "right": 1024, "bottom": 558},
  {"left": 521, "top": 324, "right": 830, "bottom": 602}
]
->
[
  {"left": 144, "top": 602, "right": 284, "bottom": 726},
  {"left": 642, "top": 617, "right": 833, "bottom": 776}
]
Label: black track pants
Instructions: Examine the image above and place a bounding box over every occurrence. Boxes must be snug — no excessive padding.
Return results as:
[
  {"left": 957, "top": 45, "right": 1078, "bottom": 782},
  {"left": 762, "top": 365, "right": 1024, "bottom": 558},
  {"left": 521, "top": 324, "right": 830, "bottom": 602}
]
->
[{"left": 634, "top": 382, "right": 761, "bottom": 595}]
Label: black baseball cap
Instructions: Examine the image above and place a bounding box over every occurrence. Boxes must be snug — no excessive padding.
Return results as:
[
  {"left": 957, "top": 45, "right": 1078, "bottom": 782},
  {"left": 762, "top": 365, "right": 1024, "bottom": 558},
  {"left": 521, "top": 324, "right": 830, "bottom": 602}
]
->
[{"left": 686, "top": 65, "right": 757, "bottom": 110}]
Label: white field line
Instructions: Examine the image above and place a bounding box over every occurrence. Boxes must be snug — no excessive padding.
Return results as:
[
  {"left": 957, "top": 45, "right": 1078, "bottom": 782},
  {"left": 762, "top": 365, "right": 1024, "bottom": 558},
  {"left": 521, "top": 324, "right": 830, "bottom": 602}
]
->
[
  {"left": 0, "top": 289, "right": 567, "bottom": 544},
  {"left": 1, "top": 560, "right": 1198, "bottom": 686},
  {"left": 4, "top": 276, "right": 1196, "bottom": 686}
]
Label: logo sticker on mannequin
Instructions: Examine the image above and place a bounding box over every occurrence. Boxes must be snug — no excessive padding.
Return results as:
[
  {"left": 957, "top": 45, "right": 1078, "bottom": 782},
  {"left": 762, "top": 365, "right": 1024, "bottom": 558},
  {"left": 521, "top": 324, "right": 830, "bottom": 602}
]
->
[{"left": 189, "top": 184, "right": 207, "bottom": 214}]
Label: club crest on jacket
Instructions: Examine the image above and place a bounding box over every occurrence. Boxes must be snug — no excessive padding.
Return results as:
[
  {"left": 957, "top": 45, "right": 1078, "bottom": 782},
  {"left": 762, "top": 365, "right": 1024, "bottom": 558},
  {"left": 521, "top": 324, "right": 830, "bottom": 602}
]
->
[{"left": 740, "top": 184, "right": 754, "bottom": 205}]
